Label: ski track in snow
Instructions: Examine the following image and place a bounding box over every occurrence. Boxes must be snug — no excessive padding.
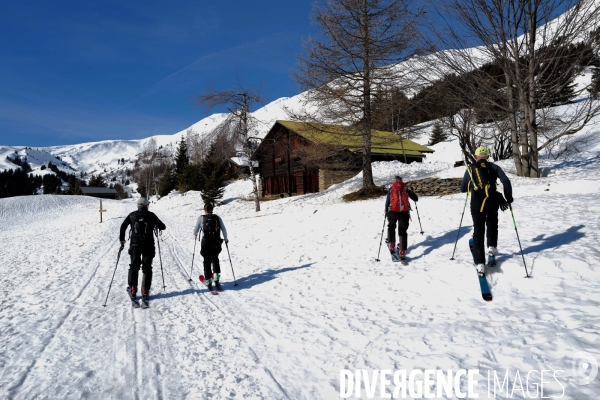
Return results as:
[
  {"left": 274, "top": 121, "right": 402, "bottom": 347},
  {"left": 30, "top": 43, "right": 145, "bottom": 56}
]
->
[{"left": 1, "top": 149, "right": 600, "bottom": 399}]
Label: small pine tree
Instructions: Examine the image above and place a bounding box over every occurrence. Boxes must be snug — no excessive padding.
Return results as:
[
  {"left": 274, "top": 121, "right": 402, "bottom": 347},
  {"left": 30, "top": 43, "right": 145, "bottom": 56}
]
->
[
  {"left": 179, "top": 164, "right": 204, "bottom": 192},
  {"left": 158, "top": 164, "right": 177, "bottom": 197},
  {"left": 200, "top": 159, "right": 226, "bottom": 205},
  {"left": 174, "top": 138, "right": 190, "bottom": 177},
  {"left": 428, "top": 122, "right": 448, "bottom": 146},
  {"left": 589, "top": 68, "right": 600, "bottom": 99}
]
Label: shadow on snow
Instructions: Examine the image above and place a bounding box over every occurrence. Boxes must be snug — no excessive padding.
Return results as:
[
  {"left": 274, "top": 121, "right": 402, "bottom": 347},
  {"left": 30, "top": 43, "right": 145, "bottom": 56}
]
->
[
  {"left": 224, "top": 262, "right": 315, "bottom": 291},
  {"left": 408, "top": 227, "right": 473, "bottom": 261},
  {"left": 520, "top": 224, "right": 585, "bottom": 255}
]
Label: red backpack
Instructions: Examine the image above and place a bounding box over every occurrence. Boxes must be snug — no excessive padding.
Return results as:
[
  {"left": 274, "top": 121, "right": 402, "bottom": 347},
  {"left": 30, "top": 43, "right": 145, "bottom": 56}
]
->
[{"left": 389, "top": 181, "right": 411, "bottom": 212}]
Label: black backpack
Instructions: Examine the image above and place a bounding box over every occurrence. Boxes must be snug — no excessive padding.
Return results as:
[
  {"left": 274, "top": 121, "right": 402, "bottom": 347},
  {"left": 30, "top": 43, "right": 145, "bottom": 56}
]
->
[
  {"left": 130, "top": 211, "right": 151, "bottom": 244},
  {"left": 467, "top": 161, "right": 497, "bottom": 210},
  {"left": 202, "top": 214, "right": 220, "bottom": 237}
]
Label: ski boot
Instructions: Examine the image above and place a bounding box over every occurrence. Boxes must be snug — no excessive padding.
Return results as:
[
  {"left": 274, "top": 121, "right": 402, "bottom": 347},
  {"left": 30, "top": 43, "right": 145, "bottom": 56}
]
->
[
  {"left": 399, "top": 249, "right": 406, "bottom": 262},
  {"left": 475, "top": 263, "right": 485, "bottom": 277},
  {"left": 200, "top": 276, "right": 218, "bottom": 295},
  {"left": 213, "top": 273, "right": 224, "bottom": 292},
  {"left": 128, "top": 286, "right": 137, "bottom": 300},
  {"left": 140, "top": 288, "right": 149, "bottom": 308},
  {"left": 487, "top": 246, "right": 497, "bottom": 267}
]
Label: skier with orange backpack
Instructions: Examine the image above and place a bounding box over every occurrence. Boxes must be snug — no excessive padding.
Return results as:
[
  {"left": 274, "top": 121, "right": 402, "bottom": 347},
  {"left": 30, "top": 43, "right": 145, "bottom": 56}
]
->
[{"left": 384, "top": 176, "right": 418, "bottom": 262}]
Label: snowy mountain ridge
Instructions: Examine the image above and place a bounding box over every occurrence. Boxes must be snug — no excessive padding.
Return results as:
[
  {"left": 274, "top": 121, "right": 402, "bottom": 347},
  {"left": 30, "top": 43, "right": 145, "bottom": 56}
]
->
[{"left": 0, "top": 93, "right": 308, "bottom": 181}]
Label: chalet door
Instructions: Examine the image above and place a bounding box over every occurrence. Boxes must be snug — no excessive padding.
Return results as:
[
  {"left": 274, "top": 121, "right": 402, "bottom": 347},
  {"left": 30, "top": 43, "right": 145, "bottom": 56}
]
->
[
  {"left": 306, "top": 171, "right": 319, "bottom": 193},
  {"left": 294, "top": 172, "right": 304, "bottom": 194}
]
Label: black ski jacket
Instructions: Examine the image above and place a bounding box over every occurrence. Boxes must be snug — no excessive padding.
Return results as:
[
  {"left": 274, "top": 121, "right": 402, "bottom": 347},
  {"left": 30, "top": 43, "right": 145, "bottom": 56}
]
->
[{"left": 119, "top": 209, "right": 166, "bottom": 246}]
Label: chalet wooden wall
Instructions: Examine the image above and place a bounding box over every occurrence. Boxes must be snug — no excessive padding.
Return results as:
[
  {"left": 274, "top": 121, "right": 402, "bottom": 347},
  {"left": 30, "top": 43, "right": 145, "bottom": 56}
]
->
[{"left": 257, "top": 125, "right": 319, "bottom": 197}]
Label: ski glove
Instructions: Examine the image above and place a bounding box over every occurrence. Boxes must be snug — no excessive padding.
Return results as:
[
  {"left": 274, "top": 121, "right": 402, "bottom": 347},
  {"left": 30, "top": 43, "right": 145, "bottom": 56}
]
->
[
  {"left": 506, "top": 195, "right": 513, "bottom": 204},
  {"left": 496, "top": 192, "right": 509, "bottom": 212}
]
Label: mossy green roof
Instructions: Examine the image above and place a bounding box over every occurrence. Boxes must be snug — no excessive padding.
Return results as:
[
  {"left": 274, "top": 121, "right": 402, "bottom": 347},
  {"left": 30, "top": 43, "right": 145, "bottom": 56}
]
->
[{"left": 276, "top": 120, "right": 434, "bottom": 157}]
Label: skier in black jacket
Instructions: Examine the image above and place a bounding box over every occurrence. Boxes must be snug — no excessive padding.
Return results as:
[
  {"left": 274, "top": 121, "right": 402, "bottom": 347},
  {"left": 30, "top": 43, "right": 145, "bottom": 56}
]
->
[
  {"left": 460, "top": 146, "right": 513, "bottom": 275},
  {"left": 119, "top": 198, "right": 166, "bottom": 301},
  {"left": 193, "top": 203, "right": 228, "bottom": 292}
]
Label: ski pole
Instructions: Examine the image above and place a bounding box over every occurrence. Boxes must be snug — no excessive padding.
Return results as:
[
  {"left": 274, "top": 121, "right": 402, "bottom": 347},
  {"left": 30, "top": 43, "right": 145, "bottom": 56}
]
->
[
  {"left": 375, "top": 212, "right": 387, "bottom": 262},
  {"left": 103, "top": 244, "right": 124, "bottom": 307},
  {"left": 225, "top": 242, "right": 238, "bottom": 286},
  {"left": 509, "top": 205, "right": 531, "bottom": 278},
  {"left": 414, "top": 202, "right": 424, "bottom": 234},
  {"left": 155, "top": 230, "right": 166, "bottom": 290},
  {"left": 450, "top": 192, "right": 469, "bottom": 260},
  {"left": 188, "top": 238, "right": 197, "bottom": 282}
]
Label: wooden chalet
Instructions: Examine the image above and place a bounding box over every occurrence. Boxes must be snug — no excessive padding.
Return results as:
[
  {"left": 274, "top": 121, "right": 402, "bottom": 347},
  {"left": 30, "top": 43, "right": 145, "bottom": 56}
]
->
[
  {"left": 252, "top": 120, "right": 434, "bottom": 198},
  {"left": 79, "top": 187, "right": 118, "bottom": 199},
  {"left": 224, "top": 156, "right": 258, "bottom": 179}
]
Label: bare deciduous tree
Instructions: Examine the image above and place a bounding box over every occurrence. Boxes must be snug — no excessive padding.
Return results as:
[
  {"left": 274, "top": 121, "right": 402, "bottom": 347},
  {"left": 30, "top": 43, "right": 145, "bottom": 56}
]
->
[
  {"left": 193, "top": 89, "right": 264, "bottom": 212},
  {"left": 292, "top": 0, "right": 423, "bottom": 192},
  {"left": 427, "top": 0, "right": 600, "bottom": 177},
  {"left": 133, "top": 138, "right": 173, "bottom": 198}
]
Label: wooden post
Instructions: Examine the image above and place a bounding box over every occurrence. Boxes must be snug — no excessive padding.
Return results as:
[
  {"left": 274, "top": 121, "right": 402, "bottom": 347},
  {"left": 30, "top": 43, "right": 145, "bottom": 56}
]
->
[{"left": 99, "top": 199, "right": 106, "bottom": 223}]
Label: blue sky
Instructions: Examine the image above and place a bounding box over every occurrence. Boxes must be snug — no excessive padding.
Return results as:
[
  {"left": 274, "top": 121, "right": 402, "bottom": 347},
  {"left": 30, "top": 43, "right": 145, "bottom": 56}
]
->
[{"left": 0, "top": 0, "right": 316, "bottom": 146}]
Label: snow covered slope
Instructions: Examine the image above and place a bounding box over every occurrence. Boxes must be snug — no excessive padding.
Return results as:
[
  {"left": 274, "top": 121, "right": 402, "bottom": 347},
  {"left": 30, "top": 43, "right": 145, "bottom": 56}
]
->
[{"left": 1, "top": 132, "right": 599, "bottom": 398}]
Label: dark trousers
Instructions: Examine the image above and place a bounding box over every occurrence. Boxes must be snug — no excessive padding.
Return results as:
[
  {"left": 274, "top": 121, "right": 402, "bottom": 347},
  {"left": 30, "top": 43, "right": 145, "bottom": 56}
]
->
[
  {"left": 470, "top": 194, "right": 499, "bottom": 264},
  {"left": 128, "top": 245, "right": 155, "bottom": 291},
  {"left": 201, "top": 238, "right": 222, "bottom": 280},
  {"left": 387, "top": 211, "right": 410, "bottom": 250}
]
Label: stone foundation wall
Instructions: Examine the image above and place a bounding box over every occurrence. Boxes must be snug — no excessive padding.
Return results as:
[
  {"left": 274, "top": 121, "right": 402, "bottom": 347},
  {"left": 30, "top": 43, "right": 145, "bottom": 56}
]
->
[
  {"left": 406, "top": 177, "right": 463, "bottom": 197},
  {"left": 319, "top": 169, "right": 359, "bottom": 192}
]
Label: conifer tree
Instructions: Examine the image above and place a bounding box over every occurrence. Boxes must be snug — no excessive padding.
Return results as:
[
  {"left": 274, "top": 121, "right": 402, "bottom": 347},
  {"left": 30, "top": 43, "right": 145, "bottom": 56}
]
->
[
  {"left": 428, "top": 122, "right": 448, "bottom": 146},
  {"left": 589, "top": 68, "right": 600, "bottom": 99},
  {"left": 199, "top": 159, "right": 226, "bottom": 205},
  {"left": 158, "top": 164, "right": 177, "bottom": 197},
  {"left": 88, "top": 174, "right": 107, "bottom": 187},
  {"left": 174, "top": 138, "right": 189, "bottom": 177}
]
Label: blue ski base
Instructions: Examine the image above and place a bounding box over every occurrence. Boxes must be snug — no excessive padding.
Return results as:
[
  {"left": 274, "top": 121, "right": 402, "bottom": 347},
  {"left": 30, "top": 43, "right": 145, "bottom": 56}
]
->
[
  {"left": 478, "top": 275, "right": 493, "bottom": 301},
  {"left": 469, "top": 238, "right": 493, "bottom": 301}
]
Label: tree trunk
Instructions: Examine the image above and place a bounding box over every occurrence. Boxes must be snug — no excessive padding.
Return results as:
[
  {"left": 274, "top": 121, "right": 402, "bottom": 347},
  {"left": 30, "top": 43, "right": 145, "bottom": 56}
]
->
[{"left": 242, "top": 94, "right": 261, "bottom": 212}]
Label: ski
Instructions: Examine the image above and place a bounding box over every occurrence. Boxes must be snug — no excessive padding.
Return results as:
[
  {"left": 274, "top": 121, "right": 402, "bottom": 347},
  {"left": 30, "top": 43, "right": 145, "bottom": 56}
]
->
[
  {"left": 199, "top": 275, "right": 219, "bottom": 295},
  {"left": 478, "top": 274, "right": 493, "bottom": 301},
  {"left": 140, "top": 299, "right": 149, "bottom": 308},
  {"left": 390, "top": 248, "right": 401, "bottom": 262},
  {"left": 487, "top": 253, "right": 497, "bottom": 267},
  {"left": 469, "top": 238, "right": 493, "bottom": 301},
  {"left": 127, "top": 287, "right": 140, "bottom": 308}
]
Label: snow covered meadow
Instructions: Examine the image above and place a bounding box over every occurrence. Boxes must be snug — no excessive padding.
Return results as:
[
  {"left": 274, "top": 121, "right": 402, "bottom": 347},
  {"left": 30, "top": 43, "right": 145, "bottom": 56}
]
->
[{"left": 1, "top": 133, "right": 599, "bottom": 399}]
